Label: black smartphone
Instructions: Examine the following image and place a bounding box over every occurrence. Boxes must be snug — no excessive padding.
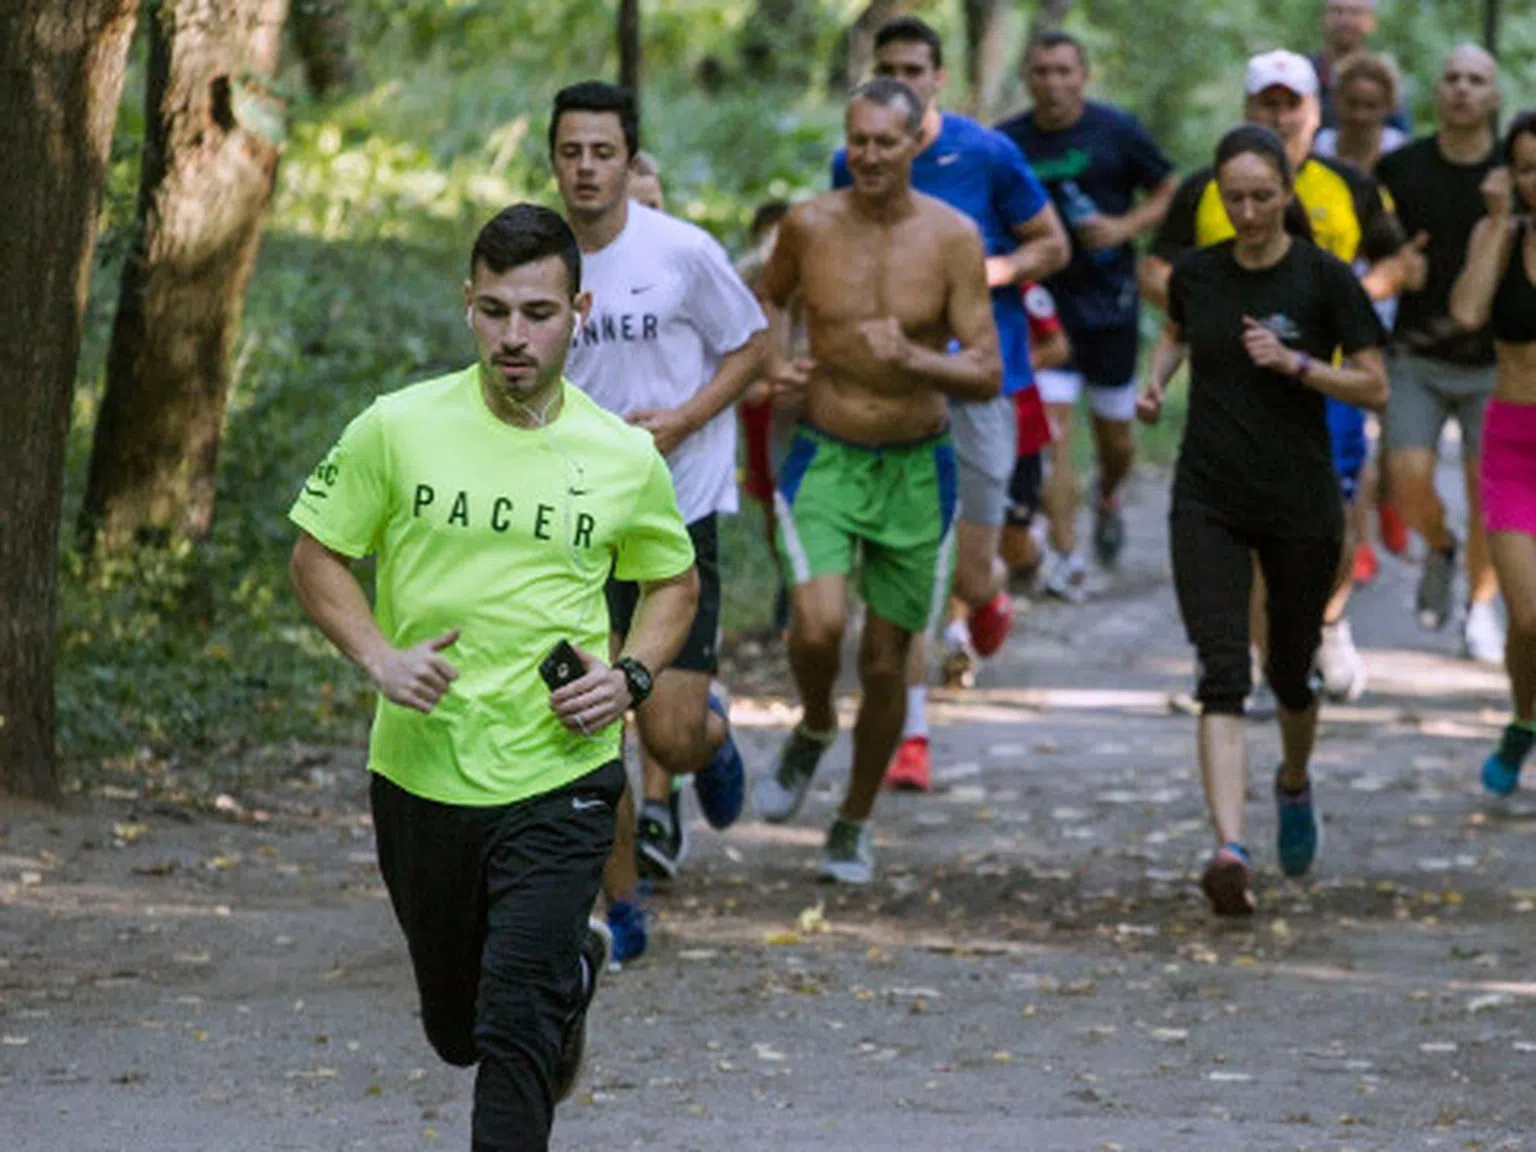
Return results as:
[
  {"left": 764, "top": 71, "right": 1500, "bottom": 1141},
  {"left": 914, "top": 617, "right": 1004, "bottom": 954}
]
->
[{"left": 538, "top": 639, "right": 585, "bottom": 692}]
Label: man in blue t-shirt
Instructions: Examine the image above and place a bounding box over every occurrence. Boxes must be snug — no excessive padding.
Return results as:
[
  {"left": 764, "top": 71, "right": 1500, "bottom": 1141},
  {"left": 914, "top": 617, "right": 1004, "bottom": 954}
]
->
[
  {"left": 831, "top": 15, "right": 1068, "bottom": 792},
  {"left": 997, "top": 29, "right": 1178, "bottom": 589}
]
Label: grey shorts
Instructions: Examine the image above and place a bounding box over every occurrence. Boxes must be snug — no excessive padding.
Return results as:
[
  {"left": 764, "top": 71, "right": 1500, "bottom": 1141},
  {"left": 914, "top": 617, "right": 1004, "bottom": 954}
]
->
[
  {"left": 1384, "top": 353, "right": 1496, "bottom": 457},
  {"left": 949, "top": 392, "right": 1015, "bottom": 527}
]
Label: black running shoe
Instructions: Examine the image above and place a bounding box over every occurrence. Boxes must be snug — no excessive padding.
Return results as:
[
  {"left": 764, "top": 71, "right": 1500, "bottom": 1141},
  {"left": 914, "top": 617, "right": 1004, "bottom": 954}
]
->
[
  {"left": 636, "top": 789, "right": 687, "bottom": 881},
  {"left": 554, "top": 920, "right": 611, "bottom": 1102}
]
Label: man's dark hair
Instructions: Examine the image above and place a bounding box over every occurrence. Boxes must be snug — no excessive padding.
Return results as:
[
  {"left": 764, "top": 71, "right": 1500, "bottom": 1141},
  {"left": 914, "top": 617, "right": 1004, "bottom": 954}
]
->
[
  {"left": 1213, "top": 125, "right": 1314, "bottom": 242},
  {"left": 549, "top": 81, "right": 639, "bottom": 158},
  {"left": 749, "top": 199, "right": 791, "bottom": 240},
  {"left": 874, "top": 15, "right": 943, "bottom": 69},
  {"left": 849, "top": 77, "right": 924, "bottom": 136},
  {"left": 470, "top": 204, "right": 582, "bottom": 295},
  {"left": 1026, "top": 29, "right": 1089, "bottom": 69}
]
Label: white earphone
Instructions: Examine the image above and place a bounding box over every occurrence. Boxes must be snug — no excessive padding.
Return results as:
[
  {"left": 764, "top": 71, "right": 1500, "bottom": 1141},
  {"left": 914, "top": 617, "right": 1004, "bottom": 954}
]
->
[{"left": 464, "top": 307, "right": 473, "bottom": 329}]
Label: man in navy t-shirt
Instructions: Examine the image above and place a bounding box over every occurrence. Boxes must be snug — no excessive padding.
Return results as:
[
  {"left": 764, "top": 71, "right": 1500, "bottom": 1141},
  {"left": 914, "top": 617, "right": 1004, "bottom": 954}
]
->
[
  {"left": 997, "top": 29, "right": 1177, "bottom": 589},
  {"left": 831, "top": 15, "right": 1068, "bottom": 791}
]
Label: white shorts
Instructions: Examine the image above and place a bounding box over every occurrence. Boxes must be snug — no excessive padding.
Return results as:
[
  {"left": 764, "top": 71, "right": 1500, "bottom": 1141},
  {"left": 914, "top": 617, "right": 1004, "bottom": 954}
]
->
[{"left": 1036, "top": 369, "right": 1139, "bottom": 423}]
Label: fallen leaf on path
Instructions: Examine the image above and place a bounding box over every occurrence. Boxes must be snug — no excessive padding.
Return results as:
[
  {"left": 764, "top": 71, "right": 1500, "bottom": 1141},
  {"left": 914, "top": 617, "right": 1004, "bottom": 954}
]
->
[
  {"left": 113, "top": 822, "right": 150, "bottom": 844},
  {"left": 796, "top": 902, "right": 829, "bottom": 934},
  {"left": 1467, "top": 993, "right": 1514, "bottom": 1014}
]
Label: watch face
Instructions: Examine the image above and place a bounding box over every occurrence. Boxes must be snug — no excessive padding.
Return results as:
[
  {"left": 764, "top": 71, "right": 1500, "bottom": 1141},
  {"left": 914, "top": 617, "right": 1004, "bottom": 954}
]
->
[{"left": 623, "top": 660, "right": 652, "bottom": 695}]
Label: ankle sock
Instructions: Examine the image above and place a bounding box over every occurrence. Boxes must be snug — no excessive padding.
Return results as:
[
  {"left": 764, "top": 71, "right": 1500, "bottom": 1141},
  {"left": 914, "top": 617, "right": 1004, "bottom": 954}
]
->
[
  {"left": 942, "top": 619, "right": 970, "bottom": 651},
  {"left": 903, "top": 686, "right": 928, "bottom": 740},
  {"left": 640, "top": 800, "right": 672, "bottom": 835}
]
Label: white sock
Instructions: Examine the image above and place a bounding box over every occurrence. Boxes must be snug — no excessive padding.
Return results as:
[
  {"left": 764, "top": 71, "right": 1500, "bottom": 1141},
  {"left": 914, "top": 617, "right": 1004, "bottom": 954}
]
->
[
  {"left": 903, "top": 686, "right": 928, "bottom": 740},
  {"left": 942, "top": 619, "right": 970, "bottom": 653}
]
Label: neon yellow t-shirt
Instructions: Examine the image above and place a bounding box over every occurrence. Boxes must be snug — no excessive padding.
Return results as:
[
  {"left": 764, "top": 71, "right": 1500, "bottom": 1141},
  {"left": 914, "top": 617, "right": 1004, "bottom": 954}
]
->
[{"left": 289, "top": 367, "right": 696, "bottom": 806}]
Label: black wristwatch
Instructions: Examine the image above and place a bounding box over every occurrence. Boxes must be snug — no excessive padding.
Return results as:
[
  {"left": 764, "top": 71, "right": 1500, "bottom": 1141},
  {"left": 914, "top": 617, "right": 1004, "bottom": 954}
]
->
[{"left": 614, "top": 657, "right": 654, "bottom": 708}]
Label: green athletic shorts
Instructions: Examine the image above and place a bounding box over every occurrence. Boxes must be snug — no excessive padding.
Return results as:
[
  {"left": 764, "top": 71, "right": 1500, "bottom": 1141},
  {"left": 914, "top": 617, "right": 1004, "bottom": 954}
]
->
[{"left": 773, "top": 422, "right": 958, "bottom": 634}]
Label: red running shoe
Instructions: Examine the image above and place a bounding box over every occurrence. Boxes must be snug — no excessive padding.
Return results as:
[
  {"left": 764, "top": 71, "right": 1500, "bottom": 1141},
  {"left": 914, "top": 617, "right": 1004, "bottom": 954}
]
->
[
  {"left": 885, "top": 735, "right": 931, "bottom": 792},
  {"left": 1379, "top": 500, "right": 1408, "bottom": 557},
  {"left": 967, "top": 591, "right": 1014, "bottom": 658},
  {"left": 1352, "top": 540, "right": 1380, "bottom": 584}
]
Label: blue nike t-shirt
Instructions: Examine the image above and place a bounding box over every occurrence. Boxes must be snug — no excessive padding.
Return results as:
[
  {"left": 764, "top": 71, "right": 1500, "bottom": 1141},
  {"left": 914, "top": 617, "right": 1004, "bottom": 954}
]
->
[
  {"left": 832, "top": 112, "right": 1050, "bottom": 397},
  {"left": 995, "top": 102, "right": 1173, "bottom": 334}
]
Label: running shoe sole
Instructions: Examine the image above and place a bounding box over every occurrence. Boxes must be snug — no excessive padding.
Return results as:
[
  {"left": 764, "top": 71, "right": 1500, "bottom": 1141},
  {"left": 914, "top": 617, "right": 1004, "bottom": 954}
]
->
[{"left": 1200, "top": 853, "right": 1255, "bottom": 917}]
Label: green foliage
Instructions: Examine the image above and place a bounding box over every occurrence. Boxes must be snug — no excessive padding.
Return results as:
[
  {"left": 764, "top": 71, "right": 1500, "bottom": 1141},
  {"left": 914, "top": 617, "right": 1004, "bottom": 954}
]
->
[{"left": 57, "top": 0, "right": 1536, "bottom": 774}]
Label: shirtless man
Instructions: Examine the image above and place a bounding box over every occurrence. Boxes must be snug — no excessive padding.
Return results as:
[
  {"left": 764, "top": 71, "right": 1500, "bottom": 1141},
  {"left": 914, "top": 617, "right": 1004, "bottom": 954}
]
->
[{"left": 751, "top": 77, "right": 1002, "bottom": 883}]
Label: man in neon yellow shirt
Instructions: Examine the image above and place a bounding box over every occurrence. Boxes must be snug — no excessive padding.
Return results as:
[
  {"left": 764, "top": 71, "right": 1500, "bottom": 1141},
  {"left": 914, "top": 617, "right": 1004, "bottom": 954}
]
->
[{"left": 288, "top": 204, "right": 698, "bottom": 1151}]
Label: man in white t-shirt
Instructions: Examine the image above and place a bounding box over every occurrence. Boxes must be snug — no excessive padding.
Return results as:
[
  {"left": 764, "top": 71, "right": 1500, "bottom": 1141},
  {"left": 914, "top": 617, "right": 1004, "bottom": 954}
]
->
[{"left": 550, "top": 82, "right": 769, "bottom": 915}]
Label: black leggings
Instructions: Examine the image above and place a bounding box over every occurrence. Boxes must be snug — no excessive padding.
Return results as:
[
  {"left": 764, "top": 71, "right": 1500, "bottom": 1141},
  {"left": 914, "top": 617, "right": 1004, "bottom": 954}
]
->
[
  {"left": 371, "top": 761, "right": 623, "bottom": 1151},
  {"left": 1170, "top": 511, "right": 1341, "bottom": 716}
]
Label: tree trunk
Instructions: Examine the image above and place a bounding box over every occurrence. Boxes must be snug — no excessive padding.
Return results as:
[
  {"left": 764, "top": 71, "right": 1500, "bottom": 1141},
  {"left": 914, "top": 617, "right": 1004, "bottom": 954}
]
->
[
  {"left": 618, "top": 0, "right": 641, "bottom": 118},
  {"left": 0, "top": 0, "right": 139, "bottom": 800},
  {"left": 829, "top": 0, "right": 903, "bottom": 92},
  {"left": 1031, "top": 0, "right": 1074, "bottom": 35},
  {"left": 962, "top": 0, "right": 1012, "bottom": 118},
  {"left": 79, "top": 0, "right": 290, "bottom": 556},
  {"left": 291, "top": 0, "right": 355, "bottom": 98}
]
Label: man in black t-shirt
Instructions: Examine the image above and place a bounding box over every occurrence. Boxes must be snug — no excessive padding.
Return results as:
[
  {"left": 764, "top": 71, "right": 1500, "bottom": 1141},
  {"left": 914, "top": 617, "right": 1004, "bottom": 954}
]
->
[
  {"left": 1375, "top": 45, "right": 1504, "bottom": 661},
  {"left": 997, "top": 29, "right": 1178, "bottom": 585}
]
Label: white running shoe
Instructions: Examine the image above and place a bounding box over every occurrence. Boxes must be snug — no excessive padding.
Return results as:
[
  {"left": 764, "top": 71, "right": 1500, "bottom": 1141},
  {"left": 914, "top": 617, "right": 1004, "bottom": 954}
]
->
[
  {"left": 1039, "top": 548, "right": 1087, "bottom": 604},
  {"left": 1317, "top": 619, "right": 1368, "bottom": 702},
  {"left": 1463, "top": 600, "right": 1506, "bottom": 665}
]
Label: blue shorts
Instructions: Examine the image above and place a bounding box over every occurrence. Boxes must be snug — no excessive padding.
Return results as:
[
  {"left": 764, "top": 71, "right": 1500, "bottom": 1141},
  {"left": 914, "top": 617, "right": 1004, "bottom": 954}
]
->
[{"left": 1327, "top": 399, "right": 1366, "bottom": 504}]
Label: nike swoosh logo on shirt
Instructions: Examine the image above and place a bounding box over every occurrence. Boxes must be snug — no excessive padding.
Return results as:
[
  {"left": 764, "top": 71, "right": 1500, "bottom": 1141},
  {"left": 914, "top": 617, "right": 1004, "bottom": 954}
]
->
[
  {"left": 936, "top": 153, "right": 960, "bottom": 165},
  {"left": 572, "top": 797, "right": 607, "bottom": 812},
  {"left": 630, "top": 284, "right": 655, "bottom": 295}
]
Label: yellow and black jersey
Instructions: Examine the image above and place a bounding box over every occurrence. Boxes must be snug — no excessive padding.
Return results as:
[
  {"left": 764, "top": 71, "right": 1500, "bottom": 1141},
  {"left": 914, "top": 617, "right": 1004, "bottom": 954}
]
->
[{"left": 1151, "top": 153, "right": 1403, "bottom": 268}]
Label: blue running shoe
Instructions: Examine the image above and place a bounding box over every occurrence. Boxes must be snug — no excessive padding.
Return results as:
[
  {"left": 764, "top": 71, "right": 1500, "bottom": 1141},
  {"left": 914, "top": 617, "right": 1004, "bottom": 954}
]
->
[
  {"left": 1275, "top": 768, "right": 1322, "bottom": 878},
  {"left": 605, "top": 898, "right": 649, "bottom": 966},
  {"left": 1483, "top": 723, "right": 1535, "bottom": 796},
  {"left": 695, "top": 691, "right": 744, "bottom": 830}
]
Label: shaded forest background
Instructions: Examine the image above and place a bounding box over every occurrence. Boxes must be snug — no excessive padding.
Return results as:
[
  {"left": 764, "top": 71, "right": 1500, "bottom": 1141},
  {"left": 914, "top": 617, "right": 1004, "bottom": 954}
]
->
[{"left": 18, "top": 0, "right": 1536, "bottom": 795}]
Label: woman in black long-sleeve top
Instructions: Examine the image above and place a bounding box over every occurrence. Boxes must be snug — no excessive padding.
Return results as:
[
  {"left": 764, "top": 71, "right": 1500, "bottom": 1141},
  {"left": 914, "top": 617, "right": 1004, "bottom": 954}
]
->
[{"left": 1138, "top": 125, "right": 1389, "bottom": 916}]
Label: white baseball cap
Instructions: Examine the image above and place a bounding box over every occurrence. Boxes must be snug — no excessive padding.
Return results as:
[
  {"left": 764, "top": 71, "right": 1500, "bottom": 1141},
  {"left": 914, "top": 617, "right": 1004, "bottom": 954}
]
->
[{"left": 1244, "top": 50, "right": 1319, "bottom": 98}]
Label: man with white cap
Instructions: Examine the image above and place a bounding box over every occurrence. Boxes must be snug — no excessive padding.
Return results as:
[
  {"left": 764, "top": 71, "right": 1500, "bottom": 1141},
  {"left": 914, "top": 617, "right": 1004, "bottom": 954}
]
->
[{"left": 1143, "top": 49, "right": 1409, "bottom": 710}]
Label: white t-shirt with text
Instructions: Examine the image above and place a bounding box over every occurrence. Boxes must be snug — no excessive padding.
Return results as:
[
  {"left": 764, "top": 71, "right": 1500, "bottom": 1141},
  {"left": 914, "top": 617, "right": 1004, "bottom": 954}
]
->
[{"left": 566, "top": 203, "right": 767, "bottom": 523}]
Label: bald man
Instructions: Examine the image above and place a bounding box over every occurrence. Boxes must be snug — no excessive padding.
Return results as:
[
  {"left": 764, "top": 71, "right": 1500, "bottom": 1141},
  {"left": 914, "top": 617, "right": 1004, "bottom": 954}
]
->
[{"left": 1375, "top": 45, "right": 1504, "bottom": 661}]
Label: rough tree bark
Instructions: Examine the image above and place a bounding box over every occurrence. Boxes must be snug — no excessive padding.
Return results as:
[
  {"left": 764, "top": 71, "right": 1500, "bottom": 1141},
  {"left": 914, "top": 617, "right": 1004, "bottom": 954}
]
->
[
  {"left": 0, "top": 0, "right": 139, "bottom": 799},
  {"left": 829, "top": 0, "right": 903, "bottom": 92},
  {"left": 79, "top": 0, "right": 290, "bottom": 556},
  {"left": 290, "top": 0, "right": 355, "bottom": 98},
  {"left": 962, "top": 0, "right": 1012, "bottom": 117},
  {"left": 1032, "top": 0, "right": 1074, "bottom": 35}
]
